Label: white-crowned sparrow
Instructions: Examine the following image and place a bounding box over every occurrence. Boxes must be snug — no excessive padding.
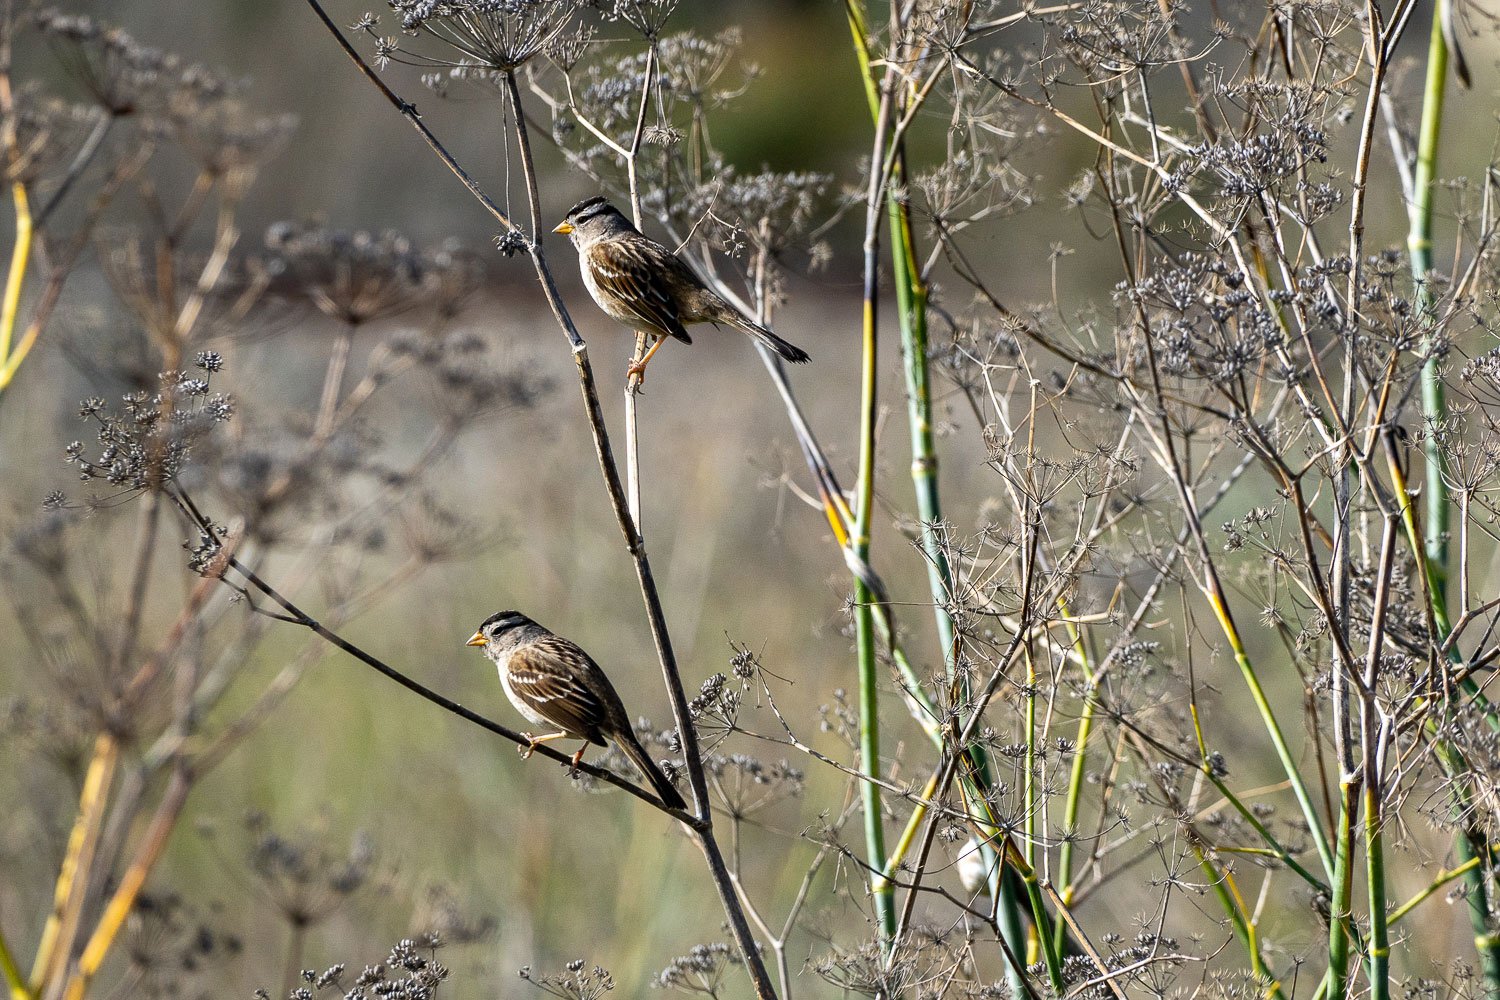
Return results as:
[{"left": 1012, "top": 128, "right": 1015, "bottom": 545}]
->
[
  {"left": 467, "top": 610, "right": 687, "bottom": 810},
  {"left": 553, "top": 197, "right": 811, "bottom": 380}
]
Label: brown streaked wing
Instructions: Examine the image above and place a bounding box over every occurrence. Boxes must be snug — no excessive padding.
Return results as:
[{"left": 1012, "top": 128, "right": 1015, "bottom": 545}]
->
[
  {"left": 506, "top": 637, "right": 612, "bottom": 744},
  {"left": 586, "top": 239, "right": 693, "bottom": 344}
]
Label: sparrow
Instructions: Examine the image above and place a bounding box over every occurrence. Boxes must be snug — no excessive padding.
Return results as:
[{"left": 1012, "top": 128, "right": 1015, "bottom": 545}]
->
[
  {"left": 467, "top": 610, "right": 687, "bottom": 810},
  {"left": 552, "top": 196, "right": 811, "bottom": 381}
]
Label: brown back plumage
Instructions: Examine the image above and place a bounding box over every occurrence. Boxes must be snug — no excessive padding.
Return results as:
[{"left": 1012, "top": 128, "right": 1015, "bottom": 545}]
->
[{"left": 503, "top": 633, "right": 626, "bottom": 745}]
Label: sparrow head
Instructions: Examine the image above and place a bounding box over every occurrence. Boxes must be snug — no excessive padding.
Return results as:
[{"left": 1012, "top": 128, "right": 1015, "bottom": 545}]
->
[
  {"left": 467, "top": 609, "right": 537, "bottom": 650},
  {"left": 552, "top": 196, "right": 634, "bottom": 246}
]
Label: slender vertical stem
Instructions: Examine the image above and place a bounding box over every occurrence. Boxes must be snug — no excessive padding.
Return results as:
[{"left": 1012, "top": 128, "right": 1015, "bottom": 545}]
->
[
  {"left": 0, "top": 181, "right": 31, "bottom": 368},
  {"left": 1363, "top": 782, "right": 1389, "bottom": 1000},
  {"left": 854, "top": 406, "right": 892, "bottom": 950},
  {"left": 624, "top": 367, "right": 644, "bottom": 532},
  {"left": 1453, "top": 817, "right": 1500, "bottom": 986},
  {"left": 281, "top": 922, "right": 307, "bottom": 999},
  {"left": 1023, "top": 646, "right": 1037, "bottom": 874},
  {"left": 1353, "top": 518, "right": 1398, "bottom": 1000},
  {"left": 1402, "top": 2, "right": 1500, "bottom": 988},
  {"left": 0, "top": 927, "right": 28, "bottom": 1000},
  {"left": 845, "top": 0, "right": 1024, "bottom": 968},
  {"left": 1410, "top": 0, "right": 1450, "bottom": 588},
  {"left": 1325, "top": 783, "right": 1357, "bottom": 1000},
  {"left": 1101, "top": 145, "right": 1336, "bottom": 880},
  {"left": 60, "top": 769, "right": 192, "bottom": 1000},
  {"left": 995, "top": 836, "right": 1066, "bottom": 992},
  {"left": 314, "top": 326, "right": 354, "bottom": 439},
  {"left": 855, "top": 77, "right": 896, "bottom": 948},
  {"left": 992, "top": 870, "right": 1028, "bottom": 996},
  {"left": 33, "top": 113, "right": 112, "bottom": 228},
  {"left": 29, "top": 734, "right": 118, "bottom": 998},
  {"left": 1336, "top": 28, "right": 1400, "bottom": 992},
  {"left": 113, "top": 492, "right": 161, "bottom": 678},
  {"left": 886, "top": 190, "right": 1024, "bottom": 972},
  {"left": 1053, "top": 607, "right": 1095, "bottom": 953},
  {"left": 1194, "top": 846, "right": 1289, "bottom": 999},
  {"left": 1331, "top": 24, "right": 1391, "bottom": 972},
  {"left": 889, "top": 192, "right": 954, "bottom": 661},
  {"left": 621, "top": 42, "right": 657, "bottom": 535}
]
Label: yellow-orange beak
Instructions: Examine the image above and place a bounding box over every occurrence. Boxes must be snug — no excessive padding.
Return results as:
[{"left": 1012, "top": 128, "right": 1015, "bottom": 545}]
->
[
  {"left": 466, "top": 631, "right": 487, "bottom": 647},
  {"left": 552, "top": 220, "right": 574, "bottom": 235}
]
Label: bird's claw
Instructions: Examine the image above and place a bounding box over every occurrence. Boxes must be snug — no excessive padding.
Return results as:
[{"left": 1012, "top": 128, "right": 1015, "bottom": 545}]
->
[{"left": 519, "top": 734, "right": 538, "bottom": 760}]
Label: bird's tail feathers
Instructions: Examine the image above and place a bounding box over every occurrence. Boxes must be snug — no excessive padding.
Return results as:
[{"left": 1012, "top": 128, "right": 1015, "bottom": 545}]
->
[
  {"left": 732, "top": 316, "right": 811, "bottom": 364},
  {"left": 618, "top": 732, "right": 688, "bottom": 811}
]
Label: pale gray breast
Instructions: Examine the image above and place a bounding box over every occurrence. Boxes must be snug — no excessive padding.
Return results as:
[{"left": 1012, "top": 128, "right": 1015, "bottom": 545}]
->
[
  {"left": 494, "top": 650, "right": 551, "bottom": 728},
  {"left": 579, "top": 242, "right": 641, "bottom": 327}
]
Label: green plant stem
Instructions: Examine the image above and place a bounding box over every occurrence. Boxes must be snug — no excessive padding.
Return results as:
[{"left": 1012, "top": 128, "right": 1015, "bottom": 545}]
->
[
  {"left": 1388, "top": 456, "right": 1500, "bottom": 955},
  {"left": 888, "top": 193, "right": 955, "bottom": 662},
  {"left": 1208, "top": 595, "right": 1337, "bottom": 881},
  {"left": 772, "top": 321, "right": 1025, "bottom": 973},
  {"left": 886, "top": 189, "right": 1006, "bottom": 866},
  {"left": 1410, "top": 0, "right": 1449, "bottom": 586},
  {"left": 1325, "top": 783, "right": 1357, "bottom": 1000},
  {"left": 1363, "top": 784, "right": 1390, "bottom": 1000},
  {"left": 0, "top": 181, "right": 31, "bottom": 382},
  {"left": 844, "top": 0, "right": 1027, "bottom": 967},
  {"left": 993, "top": 867, "right": 1027, "bottom": 991},
  {"left": 1179, "top": 682, "right": 1338, "bottom": 989},
  {"left": 854, "top": 583, "right": 892, "bottom": 944},
  {"left": 994, "top": 837, "right": 1065, "bottom": 991},
  {"left": 1443, "top": 753, "right": 1500, "bottom": 986},
  {"left": 1196, "top": 847, "right": 1288, "bottom": 1000},
  {"left": 1458, "top": 837, "right": 1500, "bottom": 982},
  {"left": 0, "top": 926, "right": 29, "bottom": 1000},
  {"left": 881, "top": 82, "right": 1020, "bottom": 975},
  {"left": 1206, "top": 773, "right": 1330, "bottom": 898},
  {"left": 854, "top": 78, "right": 896, "bottom": 949},
  {"left": 1054, "top": 609, "right": 1095, "bottom": 954},
  {"left": 1388, "top": 855, "right": 1481, "bottom": 925},
  {"left": 1023, "top": 647, "right": 1037, "bottom": 874},
  {"left": 1403, "top": 4, "right": 1500, "bottom": 987}
]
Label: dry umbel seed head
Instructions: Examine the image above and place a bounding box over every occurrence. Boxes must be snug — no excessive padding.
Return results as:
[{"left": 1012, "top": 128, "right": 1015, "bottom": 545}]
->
[{"left": 264, "top": 221, "right": 435, "bottom": 325}]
